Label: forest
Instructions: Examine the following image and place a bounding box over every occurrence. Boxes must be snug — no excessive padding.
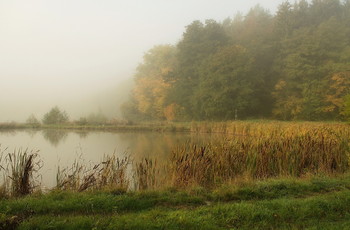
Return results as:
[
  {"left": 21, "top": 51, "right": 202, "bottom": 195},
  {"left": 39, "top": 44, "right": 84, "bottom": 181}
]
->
[{"left": 122, "top": 0, "right": 350, "bottom": 121}]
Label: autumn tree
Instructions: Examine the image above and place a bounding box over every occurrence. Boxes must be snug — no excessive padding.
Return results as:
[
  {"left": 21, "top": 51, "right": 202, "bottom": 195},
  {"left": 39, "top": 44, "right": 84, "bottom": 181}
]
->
[
  {"left": 132, "top": 45, "right": 176, "bottom": 120},
  {"left": 324, "top": 71, "right": 350, "bottom": 118}
]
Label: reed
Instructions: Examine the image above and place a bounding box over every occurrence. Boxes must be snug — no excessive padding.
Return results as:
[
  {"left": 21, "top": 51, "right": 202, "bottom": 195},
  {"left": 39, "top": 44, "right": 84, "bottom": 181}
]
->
[
  {"left": 134, "top": 158, "right": 161, "bottom": 190},
  {"left": 0, "top": 148, "right": 42, "bottom": 197},
  {"left": 56, "top": 154, "right": 130, "bottom": 192}
]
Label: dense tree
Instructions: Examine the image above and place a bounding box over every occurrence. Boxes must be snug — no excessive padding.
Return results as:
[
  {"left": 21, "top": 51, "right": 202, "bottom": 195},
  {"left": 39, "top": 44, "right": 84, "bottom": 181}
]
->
[
  {"left": 193, "top": 45, "right": 254, "bottom": 120},
  {"left": 167, "top": 20, "right": 229, "bottom": 118},
  {"left": 123, "top": 1, "right": 350, "bottom": 121},
  {"left": 275, "top": 1, "right": 294, "bottom": 37}
]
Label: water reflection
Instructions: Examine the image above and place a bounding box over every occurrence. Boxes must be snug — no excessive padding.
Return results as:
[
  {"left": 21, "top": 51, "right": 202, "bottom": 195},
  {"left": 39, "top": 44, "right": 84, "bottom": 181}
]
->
[
  {"left": 74, "top": 131, "right": 89, "bottom": 139},
  {"left": 24, "top": 129, "right": 39, "bottom": 138},
  {"left": 0, "top": 129, "right": 222, "bottom": 187},
  {"left": 118, "top": 132, "right": 220, "bottom": 161},
  {"left": 42, "top": 129, "right": 68, "bottom": 147},
  {"left": 0, "top": 129, "right": 18, "bottom": 136}
]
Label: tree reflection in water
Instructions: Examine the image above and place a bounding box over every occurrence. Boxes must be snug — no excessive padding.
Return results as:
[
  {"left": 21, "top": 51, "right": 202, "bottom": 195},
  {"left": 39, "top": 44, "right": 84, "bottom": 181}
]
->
[
  {"left": 42, "top": 129, "right": 68, "bottom": 147},
  {"left": 74, "top": 131, "right": 89, "bottom": 139},
  {"left": 24, "top": 129, "right": 39, "bottom": 138}
]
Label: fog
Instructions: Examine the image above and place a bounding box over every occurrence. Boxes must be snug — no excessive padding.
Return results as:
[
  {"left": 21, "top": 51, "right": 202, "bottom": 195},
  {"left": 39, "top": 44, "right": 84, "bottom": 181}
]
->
[{"left": 0, "top": 0, "right": 284, "bottom": 122}]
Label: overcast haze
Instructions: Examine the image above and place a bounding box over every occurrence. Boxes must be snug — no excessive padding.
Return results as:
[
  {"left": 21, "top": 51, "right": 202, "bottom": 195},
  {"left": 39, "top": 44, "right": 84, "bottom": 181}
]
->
[{"left": 0, "top": 0, "right": 285, "bottom": 121}]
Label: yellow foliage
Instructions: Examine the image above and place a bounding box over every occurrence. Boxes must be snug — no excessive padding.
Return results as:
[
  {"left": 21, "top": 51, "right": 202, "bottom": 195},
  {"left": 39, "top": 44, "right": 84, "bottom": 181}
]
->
[
  {"left": 132, "top": 45, "right": 176, "bottom": 119},
  {"left": 164, "top": 103, "right": 183, "bottom": 121},
  {"left": 324, "top": 71, "right": 350, "bottom": 114}
]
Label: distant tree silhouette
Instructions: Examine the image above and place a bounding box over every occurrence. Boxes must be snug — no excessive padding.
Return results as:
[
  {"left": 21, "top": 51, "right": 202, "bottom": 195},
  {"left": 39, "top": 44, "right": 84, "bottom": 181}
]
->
[{"left": 42, "top": 106, "right": 69, "bottom": 124}]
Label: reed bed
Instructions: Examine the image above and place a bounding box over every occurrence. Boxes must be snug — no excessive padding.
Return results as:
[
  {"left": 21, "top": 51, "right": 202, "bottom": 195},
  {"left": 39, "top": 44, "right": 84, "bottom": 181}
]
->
[
  {"left": 190, "top": 121, "right": 350, "bottom": 137},
  {"left": 171, "top": 123, "right": 350, "bottom": 187},
  {"left": 1, "top": 121, "right": 349, "bottom": 195},
  {"left": 128, "top": 123, "right": 350, "bottom": 189}
]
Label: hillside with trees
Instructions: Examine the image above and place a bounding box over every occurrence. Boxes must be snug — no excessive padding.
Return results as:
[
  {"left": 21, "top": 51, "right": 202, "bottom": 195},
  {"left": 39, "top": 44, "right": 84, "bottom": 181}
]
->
[{"left": 123, "top": 0, "right": 350, "bottom": 121}]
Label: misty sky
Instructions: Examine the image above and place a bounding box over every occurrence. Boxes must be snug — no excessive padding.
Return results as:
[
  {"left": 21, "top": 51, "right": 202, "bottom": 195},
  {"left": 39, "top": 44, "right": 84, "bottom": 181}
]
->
[{"left": 0, "top": 0, "right": 285, "bottom": 121}]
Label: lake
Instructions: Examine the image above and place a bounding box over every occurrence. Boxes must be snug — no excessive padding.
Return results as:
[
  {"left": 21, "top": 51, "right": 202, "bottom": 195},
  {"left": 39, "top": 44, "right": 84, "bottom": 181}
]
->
[{"left": 0, "top": 129, "right": 219, "bottom": 188}]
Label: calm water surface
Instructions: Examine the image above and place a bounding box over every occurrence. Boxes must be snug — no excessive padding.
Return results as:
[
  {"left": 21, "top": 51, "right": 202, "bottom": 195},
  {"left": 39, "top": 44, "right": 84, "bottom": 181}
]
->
[{"left": 0, "top": 129, "right": 220, "bottom": 188}]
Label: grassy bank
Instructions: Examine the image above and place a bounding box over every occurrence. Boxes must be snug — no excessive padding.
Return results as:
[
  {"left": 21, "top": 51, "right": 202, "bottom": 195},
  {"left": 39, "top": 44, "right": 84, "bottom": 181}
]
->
[{"left": 1, "top": 174, "right": 350, "bottom": 229}]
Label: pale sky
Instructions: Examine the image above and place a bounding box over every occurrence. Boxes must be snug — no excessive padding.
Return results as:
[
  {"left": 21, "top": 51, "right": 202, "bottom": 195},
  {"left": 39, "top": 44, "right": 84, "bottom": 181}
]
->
[{"left": 0, "top": 0, "right": 286, "bottom": 121}]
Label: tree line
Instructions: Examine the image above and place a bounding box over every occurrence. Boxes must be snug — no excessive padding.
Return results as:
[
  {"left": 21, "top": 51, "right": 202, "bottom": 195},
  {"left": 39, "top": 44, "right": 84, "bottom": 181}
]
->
[
  {"left": 26, "top": 107, "right": 110, "bottom": 126},
  {"left": 122, "top": 0, "right": 350, "bottom": 121}
]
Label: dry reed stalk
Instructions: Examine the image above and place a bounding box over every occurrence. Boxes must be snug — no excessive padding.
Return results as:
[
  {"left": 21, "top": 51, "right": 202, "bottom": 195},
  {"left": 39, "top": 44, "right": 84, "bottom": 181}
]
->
[
  {"left": 168, "top": 125, "right": 350, "bottom": 188},
  {"left": 135, "top": 158, "right": 162, "bottom": 190},
  {"left": 56, "top": 154, "right": 130, "bottom": 192},
  {"left": 4, "top": 149, "right": 42, "bottom": 197}
]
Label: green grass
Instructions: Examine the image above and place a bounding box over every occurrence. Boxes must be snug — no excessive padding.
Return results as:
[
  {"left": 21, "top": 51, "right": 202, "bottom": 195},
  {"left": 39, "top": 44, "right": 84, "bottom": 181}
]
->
[
  {"left": 1, "top": 174, "right": 350, "bottom": 229},
  {"left": 16, "top": 192, "right": 350, "bottom": 230}
]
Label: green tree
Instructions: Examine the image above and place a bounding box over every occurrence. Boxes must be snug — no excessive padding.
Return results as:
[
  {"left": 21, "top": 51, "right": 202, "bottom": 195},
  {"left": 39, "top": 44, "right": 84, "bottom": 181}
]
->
[
  {"left": 292, "top": 0, "right": 310, "bottom": 28},
  {"left": 192, "top": 45, "right": 254, "bottom": 120},
  {"left": 310, "top": 0, "right": 342, "bottom": 25},
  {"left": 275, "top": 1, "right": 294, "bottom": 37},
  {"left": 167, "top": 20, "right": 229, "bottom": 118},
  {"left": 42, "top": 106, "right": 69, "bottom": 125}
]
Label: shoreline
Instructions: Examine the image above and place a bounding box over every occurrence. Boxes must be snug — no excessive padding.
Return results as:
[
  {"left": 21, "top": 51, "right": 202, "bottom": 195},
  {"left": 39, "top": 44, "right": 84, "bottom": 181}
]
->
[{"left": 0, "top": 120, "right": 348, "bottom": 134}]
